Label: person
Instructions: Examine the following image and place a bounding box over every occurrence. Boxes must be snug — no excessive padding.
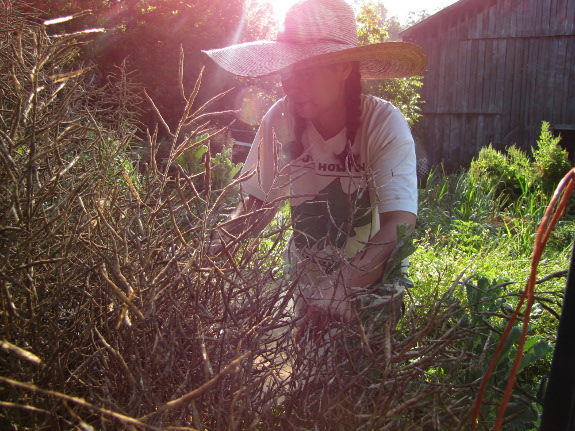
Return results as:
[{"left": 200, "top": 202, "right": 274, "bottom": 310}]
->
[{"left": 203, "top": 0, "right": 426, "bottom": 326}]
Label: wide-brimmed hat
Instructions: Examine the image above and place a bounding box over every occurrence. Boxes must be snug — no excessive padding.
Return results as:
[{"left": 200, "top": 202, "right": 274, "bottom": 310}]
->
[{"left": 203, "top": 0, "right": 426, "bottom": 79}]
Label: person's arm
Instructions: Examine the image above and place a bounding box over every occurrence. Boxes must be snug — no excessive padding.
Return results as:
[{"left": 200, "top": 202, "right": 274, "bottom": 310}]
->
[
  {"left": 208, "top": 194, "right": 279, "bottom": 256},
  {"left": 305, "top": 210, "right": 416, "bottom": 319}
]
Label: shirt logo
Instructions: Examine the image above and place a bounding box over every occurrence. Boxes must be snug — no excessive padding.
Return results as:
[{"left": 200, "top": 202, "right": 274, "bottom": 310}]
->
[{"left": 299, "top": 154, "right": 366, "bottom": 174}]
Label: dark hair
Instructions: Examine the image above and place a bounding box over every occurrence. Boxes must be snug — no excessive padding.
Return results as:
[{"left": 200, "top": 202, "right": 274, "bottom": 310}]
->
[
  {"left": 338, "top": 61, "right": 362, "bottom": 166},
  {"left": 291, "top": 62, "right": 362, "bottom": 163}
]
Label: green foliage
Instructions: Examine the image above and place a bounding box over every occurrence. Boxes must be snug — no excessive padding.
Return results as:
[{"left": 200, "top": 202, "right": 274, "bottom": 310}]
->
[
  {"left": 532, "top": 121, "right": 572, "bottom": 193},
  {"left": 417, "top": 167, "right": 502, "bottom": 244},
  {"left": 355, "top": 1, "right": 424, "bottom": 126},
  {"left": 460, "top": 277, "right": 553, "bottom": 429},
  {"left": 447, "top": 219, "right": 496, "bottom": 254},
  {"left": 363, "top": 76, "right": 424, "bottom": 127},
  {"left": 243, "top": 0, "right": 277, "bottom": 40},
  {"left": 210, "top": 145, "right": 243, "bottom": 189},
  {"left": 413, "top": 162, "right": 570, "bottom": 428},
  {"left": 418, "top": 159, "right": 573, "bottom": 260},
  {"left": 468, "top": 144, "right": 524, "bottom": 197},
  {"left": 464, "top": 121, "right": 574, "bottom": 256},
  {"left": 469, "top": 122, "right": 572, "bottom": 201},
  {"left": 356, "top": 1, "right": 389, "bottom": 44},
  {"left": 176, "top": 136, "right": 243, "bottom": 199},
  {"left": 507, "top": 145, "right": 533, "bottom": 193}
]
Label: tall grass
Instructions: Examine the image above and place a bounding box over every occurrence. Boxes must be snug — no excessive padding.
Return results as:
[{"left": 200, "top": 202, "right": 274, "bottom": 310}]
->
[
  {"left": 411, "top": 166, "right": 572, "bottom": 429},
  {"left": 414, "top": 165, "right": 570, "bottom": 313}
]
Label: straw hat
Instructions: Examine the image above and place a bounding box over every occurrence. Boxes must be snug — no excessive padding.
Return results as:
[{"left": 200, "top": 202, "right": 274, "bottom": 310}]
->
[{"left": 203, "top": 0, "right": 426, "bottom": 79}]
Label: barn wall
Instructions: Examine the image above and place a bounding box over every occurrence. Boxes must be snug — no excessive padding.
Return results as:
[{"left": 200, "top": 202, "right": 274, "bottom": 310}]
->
[{"left": 403, "top": 0, "right": 575, "bottom": 168}]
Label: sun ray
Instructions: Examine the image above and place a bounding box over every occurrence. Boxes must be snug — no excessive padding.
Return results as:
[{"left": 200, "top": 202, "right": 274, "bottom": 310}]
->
[{"left": 261, "top": 0, "right": 300, "bottom": 23}]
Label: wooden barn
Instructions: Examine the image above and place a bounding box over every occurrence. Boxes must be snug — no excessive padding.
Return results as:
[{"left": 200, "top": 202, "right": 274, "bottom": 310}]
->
[{"left": 400, "top": 0, "right": 575, "bottom": 169}]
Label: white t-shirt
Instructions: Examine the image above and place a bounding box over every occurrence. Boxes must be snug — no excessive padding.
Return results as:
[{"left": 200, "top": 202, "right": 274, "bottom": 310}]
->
[{"left": 239, "top": 94, "right": 417, "bottom": 271}]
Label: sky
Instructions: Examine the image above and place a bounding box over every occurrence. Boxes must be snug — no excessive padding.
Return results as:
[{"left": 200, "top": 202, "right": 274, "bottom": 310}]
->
[
  {"left": 264, "top": 0, "right": 459, "bottom": 25},
  {"left": 383, "top": 0, "right": 457, "bottom": 23},
  {"left": 384, "top": 0, "right": 459, "bottom": 23}
]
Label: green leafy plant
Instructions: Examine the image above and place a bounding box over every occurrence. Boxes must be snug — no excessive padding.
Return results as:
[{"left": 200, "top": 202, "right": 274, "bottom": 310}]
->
[
  {"left": 507, "top": 145, "right": 533, "bottom": 194},
  {"left": 176, "top": 138, "right": 242, "bottom": 193},
  {"left": 460, "top": 277, "right": 553, "bottom": 429},
  {"left": 532, "top": 121, "right": 571, "bottom": 193},
  {"left": 468, "top": 144, "right": 521, "bottom": 198},
  {"left": 448, "top": 219, "right": 496, "bottom": 254},
  {"left": 470, "top": 122, "right": 571, "bottom": 201},
  {"left": 356, "top": 1, "right": 424, "bottom": 127},
  {"left": 414, "top": 160, "right": 569, "bottom": 428}
]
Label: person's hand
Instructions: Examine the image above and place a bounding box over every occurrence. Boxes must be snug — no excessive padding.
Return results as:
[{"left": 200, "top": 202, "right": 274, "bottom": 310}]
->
[
  {"left": 295, "top": 292, "right": 350, "bottom": 342},
  {"left": 304, "top": 278, "right": 351, "bottom": 322}
]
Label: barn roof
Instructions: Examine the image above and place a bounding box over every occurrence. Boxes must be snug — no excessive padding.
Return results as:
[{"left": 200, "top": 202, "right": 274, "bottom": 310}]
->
[{"left": 400, "top": 0, "right": 477, "bottom": 38}]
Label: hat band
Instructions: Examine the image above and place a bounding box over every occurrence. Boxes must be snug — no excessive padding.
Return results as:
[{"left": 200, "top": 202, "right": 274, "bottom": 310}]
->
[{"left": 275, "top": 34, "right": 355, "bottom": 48}]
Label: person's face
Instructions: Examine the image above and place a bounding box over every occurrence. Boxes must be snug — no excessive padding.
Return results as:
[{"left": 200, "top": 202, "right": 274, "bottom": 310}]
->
[{"left": 280, "top": 62, "right": 352, "bottom": 121}]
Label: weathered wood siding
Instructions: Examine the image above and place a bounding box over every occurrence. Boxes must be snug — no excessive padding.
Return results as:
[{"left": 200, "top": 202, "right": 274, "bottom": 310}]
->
[{"left": 402, "top": 0, "right": 575, "bottom": 168}]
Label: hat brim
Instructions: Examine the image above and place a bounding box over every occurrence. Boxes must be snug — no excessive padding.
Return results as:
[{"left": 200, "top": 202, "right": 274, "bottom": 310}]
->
[{"left": 203, "top": 41, "right": 426, "bottom": 80}]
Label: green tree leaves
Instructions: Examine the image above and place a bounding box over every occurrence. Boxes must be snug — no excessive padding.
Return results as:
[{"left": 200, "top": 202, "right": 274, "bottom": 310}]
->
[{"left": 355, "top": 1, "right": 424, "bottom": 127}]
